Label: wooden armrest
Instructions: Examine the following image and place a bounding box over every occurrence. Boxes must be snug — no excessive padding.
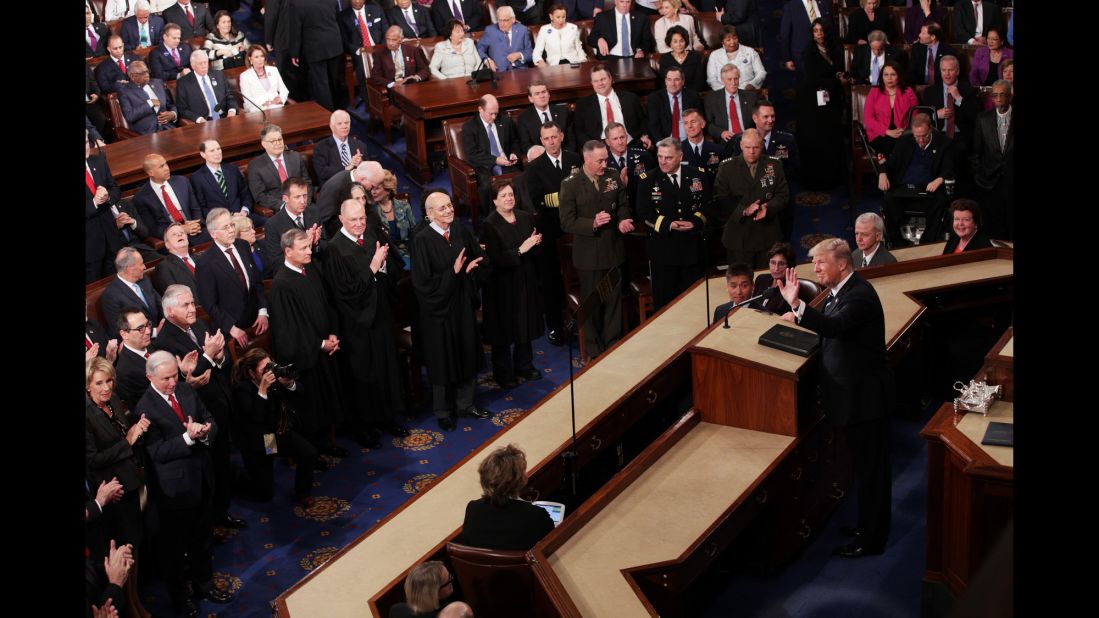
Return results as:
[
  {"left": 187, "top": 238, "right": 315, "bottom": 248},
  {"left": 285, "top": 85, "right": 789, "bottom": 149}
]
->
[
  {"left": 253, "top": 205, "right": 275, "bottom": 218},
  {"left": 144, "top": 236, "right": 166, "bottom": 251},
  {"left": 449, "top": 158, "right": 477, "bottom": 179},
  {"left": 114, "top": 127, "right": 141, "bottom": 140}
]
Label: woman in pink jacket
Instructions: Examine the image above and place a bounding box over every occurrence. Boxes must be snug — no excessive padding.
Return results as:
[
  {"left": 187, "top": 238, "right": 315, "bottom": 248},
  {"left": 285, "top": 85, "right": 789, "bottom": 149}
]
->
[{"left": 863, "top": 59, "right": 918, "bottom": 157}]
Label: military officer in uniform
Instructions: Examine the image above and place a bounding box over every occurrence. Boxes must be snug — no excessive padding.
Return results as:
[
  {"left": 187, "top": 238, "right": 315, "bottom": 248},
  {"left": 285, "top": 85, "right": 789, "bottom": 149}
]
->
[
  {"left": 559, "top": 139, "right": 634, "bottom": 360},
  {"left": 603, "top": 122, "right": 655, "bottom": 209},
  {"left": 725, "top": 100, "right": 800, "bottom": 240},
  {"left": 681, "top": 108, "right": 724, "bottom": 185},
  {"left": 714, "top": 128, "right": 789, "bottom": 268},
  {"left": 636, "top": 138, "right": 710, "bottom": 311}
]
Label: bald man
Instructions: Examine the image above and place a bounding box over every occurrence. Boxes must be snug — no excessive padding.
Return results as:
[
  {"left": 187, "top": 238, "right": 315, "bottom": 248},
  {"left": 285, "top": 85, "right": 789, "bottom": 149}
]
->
[
  {"left": 713, "top": 128, "right": 788, "bottom": 268},
  {"left": 133, "top": 154, "right": 209, "bottom": 243},
  {"left": 368, "top": 25, "right": 430, "bottom": 92},
  {"left": 462, "top": 94, "right": 521, "bottom": 207},
  {"left": 316, "top": 160, "right": 385, "bottom": 238},
  {"left": 312, "top": 109, "right": 370, "bottom": 185}
]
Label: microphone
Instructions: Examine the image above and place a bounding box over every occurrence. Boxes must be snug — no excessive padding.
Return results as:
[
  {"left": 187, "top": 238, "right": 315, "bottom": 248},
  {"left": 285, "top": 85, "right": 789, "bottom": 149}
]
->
[
  {"left": 467, "top": 55, "right": 492, "bottom": 86},
  {"left": 230, "top": 89, "right": 268, "bottom": 123},
  {"left": 722, "top": 287, "right": 779, "bottom": 329}
]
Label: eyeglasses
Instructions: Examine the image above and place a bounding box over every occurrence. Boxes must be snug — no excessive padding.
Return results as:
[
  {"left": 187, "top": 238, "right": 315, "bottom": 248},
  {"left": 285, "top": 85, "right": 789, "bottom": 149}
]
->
[
  {"left": 263, "top": 137, "right": 284, "bottom": 144},
  {"left": 126, "top": 322, "right": 153, "bottom": 332}
]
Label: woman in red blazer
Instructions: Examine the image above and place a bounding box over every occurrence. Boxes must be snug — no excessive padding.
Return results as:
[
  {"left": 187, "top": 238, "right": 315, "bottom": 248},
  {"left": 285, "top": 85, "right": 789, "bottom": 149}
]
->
[{"left": 863, "top": 60, "right": 918, "bottom": 156}]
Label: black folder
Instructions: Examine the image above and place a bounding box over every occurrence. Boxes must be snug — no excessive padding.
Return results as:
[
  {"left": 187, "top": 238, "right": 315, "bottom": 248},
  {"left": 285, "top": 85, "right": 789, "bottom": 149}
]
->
[
  {"left": 757, "top": 324, "right": 819, "bottom": 357},
  {"left": 980, "top": 422, "right": 1014, "bottom": 447}
]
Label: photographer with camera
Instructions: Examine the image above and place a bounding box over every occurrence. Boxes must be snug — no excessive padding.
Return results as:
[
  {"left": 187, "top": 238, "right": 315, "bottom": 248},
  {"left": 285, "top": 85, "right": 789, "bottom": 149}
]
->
[{"left": 231, "top": 348, "right": 319, "bottom": 507}]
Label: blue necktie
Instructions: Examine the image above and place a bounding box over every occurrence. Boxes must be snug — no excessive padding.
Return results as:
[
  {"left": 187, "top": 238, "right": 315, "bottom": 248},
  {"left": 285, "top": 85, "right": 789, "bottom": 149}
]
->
[
  {"left": 486, "top": 123, "right": 503, "bottom": 175},
  {"left": 620, "top": 14, "right": 631, "bottom": 57},
  {"left": 252, "top": 249, "right": 264, "bottom": 274},
  {"left": 200, "top": 76, "right": 220, "bottom": 119},
  {"left": 132, "top": 282, "right": 148, "bottom": 307},
  {"left": 870, "top": 54, "right": 880, "bottom": 86}
]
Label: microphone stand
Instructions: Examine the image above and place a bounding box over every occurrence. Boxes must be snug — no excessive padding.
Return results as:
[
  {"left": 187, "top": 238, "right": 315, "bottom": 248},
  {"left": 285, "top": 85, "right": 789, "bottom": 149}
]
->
[
  {"left": 722, "top": 289, "right": 776, "bottom": 329},
  {"left": 230, "top": 89, "right": 268, "bottom": 124}
]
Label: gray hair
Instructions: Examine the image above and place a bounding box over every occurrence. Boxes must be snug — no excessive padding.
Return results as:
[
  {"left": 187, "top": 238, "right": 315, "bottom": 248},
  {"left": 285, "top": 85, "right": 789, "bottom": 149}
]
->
[
  {"left": 992, "top": 79, "right": 1011, "bottom": 91},
  {"left": 134, "top": 0, "right": 151, "bottom": 12},
  {"left": 161, "top": 284, "right": 193, "bottom": 314},
  {"left": 496, "top": 5, "right": 516, "bottom": 20},
  {"left": 206, "top": 207, "right": 231, "bottom": 230},
  {"left": 939, "top": 54, "right": 959, "bottom": 70},
  {"left": 526, "top": 145, "right": 545, "bottom": 161},
  {"left": 656, "top": 137, "right": 682, "bottom": 153},
  {"left": 114, "top": 247, "right": 142, "bottom": 272},
  {"left": 189, "top": 48, "right": 208, "bottom": 62},
  {"left": 281, "top": 227, "right": 308, "bottom": 251},
  {"left": 855, "top": 212, "right": 886, "bottom": 235},
  {"left": 145, "top": 350, "right": 177, "bottom": 377},
  {"left": 438, "top": 602, "right": 474, "bottom": 618},
  {"left": 867, "top": 30, "right": 887, "bottom": 44},
  {"left": 582, "top": 139, "right": 608, "bottom": 155},
  {"left": 259, "top": 123, "right": 283, "bottom": 141},
  {"left": 720, "top": 63, "right": 740, "bottom": 78},
  {"left": 603, "top": 121, "right": 626, "bottom": 139}
]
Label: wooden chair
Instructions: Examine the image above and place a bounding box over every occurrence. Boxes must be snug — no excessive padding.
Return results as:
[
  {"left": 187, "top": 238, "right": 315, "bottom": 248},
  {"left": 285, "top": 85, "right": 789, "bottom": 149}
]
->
[
  {"left": 445, "top": 542, "right": 543, "bottom": 618},
  {"left": 442, "top": 118, "right": 520, "bottom": 226}
]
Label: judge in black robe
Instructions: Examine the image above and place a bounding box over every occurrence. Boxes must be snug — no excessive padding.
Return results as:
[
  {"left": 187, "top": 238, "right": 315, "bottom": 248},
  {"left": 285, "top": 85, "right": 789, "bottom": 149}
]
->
[
  {"left": 411, "top": 191, "right": 492, "bottom": 430},
  {"left": 268, "top": 228, "right": 347, "bottom": 456},
  {"left": 479, "top": 184, "right": 544, "bottom": 388}
]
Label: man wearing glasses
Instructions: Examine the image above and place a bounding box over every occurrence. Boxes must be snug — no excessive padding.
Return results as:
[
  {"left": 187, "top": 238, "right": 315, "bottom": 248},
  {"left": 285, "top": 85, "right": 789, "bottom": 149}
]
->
[
  {"left": 114, "top": 306, "right": 159, "bottom": 411},
  {"left": 245, "top": 124, "right": 314, "bottom": 213}
]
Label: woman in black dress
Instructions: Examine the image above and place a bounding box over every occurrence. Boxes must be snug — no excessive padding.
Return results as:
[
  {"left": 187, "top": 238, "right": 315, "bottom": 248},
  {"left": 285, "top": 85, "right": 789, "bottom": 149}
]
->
[
  {"left": 796, "top": 18, "right": 853, "bottom": 190},
  {"left": 659, "top": 26, "right": 706, "bottom": 93},
  {"left": 480, "top": 181, "right": 545, "bottom": 389},
  {"left": 461, "top": 444, "right": 555, "bottom": 551},
  {"left": 847, "top": 0, "right": 895, "bottom": 45}
]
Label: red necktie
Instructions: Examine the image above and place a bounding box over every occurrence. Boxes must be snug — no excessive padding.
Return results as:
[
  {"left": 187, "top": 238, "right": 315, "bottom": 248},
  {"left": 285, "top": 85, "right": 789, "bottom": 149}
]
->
[
  {"left": 728, "top": 95, "right": 742, "bottom": 135},
  {"left": 605, "top": 97, "right": 615, "bottom": 124},
  {"left": 86, "top": 335, "right": 94, "bottom": 350},
  {"left": 162, "top": 185, "right": 186, "bottom": 223},
  {"left": 444, "top": 229, "right": 450, "bottom": 244},
  {"left": 118, "top": 58, "right": 127, "bottom": 75},
  {"left": 183, "top": 255, "right": 195, "bottom": 275},
  {"left": 168, "top": 393, "right": 186, "bottom": 424},
  {"left": 671, "top": 94, "right": 681, "bottom": 140},
  {"left": 171, "top": 46, "right": 180, "bottom": 66},
  {"left": 186, "top": 5, "right": 195, "bottom": 26},
  {"left": 356, "top": 237, "right": 364, "bottom": 247},
  {"left": 86, "top": 168, "right": 97, "bottom": 194},
  {"left": 226, "top": 248, "right": 248, "bottom": 288},
  {"left": 358, "top": 13, "right": 373, "bottom": 47},
  {"left": 300, "top": 266, "right": 307, "bottom": 277},
  {"left": 275, "top": 157, "right": 288, "bottom": 183},
  {"left": 945, "top": 91, "right": 956, "bottom": 139},
  {"left": 144, "top": 351, "right": 150, "bottom": 359},
  {"left": 926, "top": 51, "right": 936, "bottom": 85}
]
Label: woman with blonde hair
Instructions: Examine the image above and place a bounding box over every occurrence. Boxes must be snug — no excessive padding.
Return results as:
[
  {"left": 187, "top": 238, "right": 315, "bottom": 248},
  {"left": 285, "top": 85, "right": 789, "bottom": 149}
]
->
[{"left": 389, "top": 561, "right": 455, "bottom": 618}]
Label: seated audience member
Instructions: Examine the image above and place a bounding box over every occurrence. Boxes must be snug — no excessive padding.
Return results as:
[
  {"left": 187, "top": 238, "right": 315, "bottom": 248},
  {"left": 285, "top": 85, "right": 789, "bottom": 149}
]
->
[
  {"left": 429, "top": 18, "right": 482, "bottom": 79},
  {"left": 247, "top": 124, "right": 314, "bottom": 212},
  {"left": 751, "top": 242, "right": 796, "bottom": 314},
  {"left": 852, "top": 212, "right": 897, "bottom": 268},
  {"left": 462, "top": 94, "right": 522, "bottom": 206},
  {"left": 389, "top": 561, "right": 455, "bottom": 618},
  {"left": 86, "top": 63, "right": 109, "bottom": 140},
  {"left": 589, "top": 0, "right": 656, "bottom": 60},
  {"left": 851, "top": 30, "right": 905, "bottom": 86},
  {"left": 971, "top": 81, "right": 1013, "bottom": 240},
  {"left": 574, "top": 64, "right": 650, "bottom": 148},
  {"left": 369, "top": 170, "right": 417, "bottom": 262},
  {"left": 706, "top": 25, "right": 766, "bottom": 92},
  {"left": 204, "top": 10, "right": 250, "bottom": 71},
  {"left": 517, "top": 80, "right": 575, "bottom": 153},
  {"left": 714, "top": 128, "right": 789, "bottom": 268},
  {"left": 713, "top": 262, "right": 755, "bottom": 323},
  {"left": 192, "top": 139, "right": 260, "bottom": 226},
  {"left": 942, "top": 199, "right": 993, "bottom": 254},
  {"left": 231, "top": 214, "right": 265, "bottom": 275},
  {"left": 532, "top": 4, "right": 588, "bottom": 67},
  {"left": 952, "top": 0, "right": 1003, "bottom": 46},
  {"left": 152, "top": 222, "right": 200, "bottom": 300},
  {"left": 969, "top": 26, "right": 1012, "bottom": 88},
  {"left": 258, "top": 177, "right": 326, "bottom": 278},
  {"left": 847, "top": 0, "right": 894, "bottom": 45},
  {"left": 120, "top": 1, "right": 165, "bottom": 50},
  {"left": 370, "top": 26, "right": 431, "bottom": 94},
  {"left": 96, "top": 35, "right": 143, "bottom": 94},
  {"left": 118, "top": 61, "right": 179, "bottom": 135},
  {"left": 704, "top": 64, "right": 758, "bottom": 146},
  {"left": 312, "top": 110, "right": 370, "bottom": 186},
  {"left": 86, "top": 4, "right": 110, "bottom": 57},
  {"left": 659, "top": 26, "right": 705, "bottom": 92},
  {"left": 500, "top": 0, "right": 544, "bottom": 26},
  {"left": 907, "top": 22, "right": 958, "bottom": 86},
  {"left": 394, "top": 0, "right": 439, "bottom": 38},
  {"left": 430, "top": 0, "right": 483, "bottom": 35},
  {"left": 864, "top": 60, "right": 918, "bottom": 157},
  {"left": 231, "top": 347, "right": 319, "bottom": 505},
  {"left": 103, "top": 248, "right": 164, "bottom": 337},
  {"left": 461, "top": 444, "right": 555, "bottom": 550},
  {"left": 654, "top": 0, "right": 703, "bottom": 53},
  {"left": 196, "top": 208, "right": 270, "bottom": 350},
  {"left": 163, "top": 0, "right": 217, "bottom": 41},
  {"left": 718, "top": 0, "right": 763, "bottom": 48},
  {"left": 438, "top": 602, "right": 474, "bottom": 618},
  {"left": 647, "top": 66, "right": 702, "bottom": 142},
  {"left": 904, "top": 0, "right": 942, "bottom": 45},
  {"left": 149, "top": 23, "right": 193, "bottom": 82},
  {"left": 112, "top": 306, "right": 157, "bottom": 411},
  {"left": 176, "top": 50, "right": 239, "bottom": 123},
  {"left": 239, "top": 44, "right": 290, "bottom": 111},
  {"left": 477, "top": 6, "right": 534, "bottom": 72},
  {"left": 133, "top": 154, "right": 209, "bottom": 243},
  {"left": 877, "top": 113, "right": 953, "bottom": 246}
]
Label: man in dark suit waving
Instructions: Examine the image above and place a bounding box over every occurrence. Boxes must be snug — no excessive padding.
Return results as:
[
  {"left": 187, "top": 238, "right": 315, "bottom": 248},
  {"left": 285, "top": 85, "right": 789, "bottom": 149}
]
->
[
  {"left": 176, "top": 50, "right": 238, "bottom": 123},
  {"left": 462, "top": 94, "right": 522, "bottom": 207},
  {"left": 588, "top": 0, "right": 655, "bottom": 60},
  {"left": 778, "top": 238, "right": 895, "bottom": 558}
]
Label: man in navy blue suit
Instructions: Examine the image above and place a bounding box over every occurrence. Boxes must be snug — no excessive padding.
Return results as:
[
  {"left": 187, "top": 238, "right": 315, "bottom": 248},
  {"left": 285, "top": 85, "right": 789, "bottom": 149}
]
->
[
  {"left": 477, "top": 6, "right": 533, "bottom": 72},
  {"left": 149, "top": 23, "right": 193, "bottom": 82},
  {"left": 342, "top": 0, "right": 389, "bottom": 100},
  {"left": 95, "top": 35, "right": 143, "bottom": 94},
  {"left": 118, "top": 60, "right": 179, "bottom": 135},
  {"left": 588, "top": 0, "right": 655, "bottom": 61},
  {"left": 101, "top": 248, "right": 164, "bottom": 336},
  {"left": 196, "top": 208, "right": 270, "bottom": 350},
  {"left": 311, "top": 110, "right": 370, "bottom": 185},
  {"left": 191, "top": 139, "right": 262, "bottom": 226},
  {"left": 430, "top": 0, "right": 484, "bottom": 34},
  {"left": 175, "top": 51, "right": 238, "bottom": 123},
  {"left": 120, "top": 1, "right": 165, "bottom": 50},
  {"left": 133, "top": 154, "right": 210, "bottom": 244},
  {"left": 391, "top": 0, "right": 438, "bottom": 38},
  {"left": 778, "top": 0, "right": 831, "bottom": 73}
]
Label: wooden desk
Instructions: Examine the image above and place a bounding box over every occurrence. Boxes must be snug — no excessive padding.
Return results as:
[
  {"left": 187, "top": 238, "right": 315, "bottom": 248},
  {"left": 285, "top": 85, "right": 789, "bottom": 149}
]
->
[
  {"left": 102, "top": 102, "right": 333, "bottom": 186},
  {"left": 391, "top": 59, "right": 657, "bottom": 183}
]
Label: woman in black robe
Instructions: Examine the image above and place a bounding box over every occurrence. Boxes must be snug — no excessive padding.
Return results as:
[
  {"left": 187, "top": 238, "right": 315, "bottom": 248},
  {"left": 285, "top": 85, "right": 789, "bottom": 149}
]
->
[
  {"left": 796, "top": 18, "right": 853, "bottom": 190},
  {"left": 480, "top": 181, "right": 545, "bottom": 389}
]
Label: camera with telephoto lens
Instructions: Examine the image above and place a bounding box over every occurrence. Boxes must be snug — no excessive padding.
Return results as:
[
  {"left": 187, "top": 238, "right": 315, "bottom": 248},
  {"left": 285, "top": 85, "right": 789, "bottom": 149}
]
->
[{"left": 266, "top": 362, "right": 299, "bottom": 381}]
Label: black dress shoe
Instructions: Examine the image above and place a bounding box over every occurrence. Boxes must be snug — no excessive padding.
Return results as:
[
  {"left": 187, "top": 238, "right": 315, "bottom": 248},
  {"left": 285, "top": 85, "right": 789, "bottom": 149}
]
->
[
  {"left": 438, "top": 416, "right": 457, "bottom": 431},
  {"left": 840, "top": 526, "right": 861, "bottom": 537},
  {"left": 547, "top": 330, "right": 566, "bottom": 346},
  {"left": 832, "top": 542, "right": 884, "bottom": 558},
  {"left": 382, "top": 423, "right": 410, "bottom": 438},
  {"left": 197, "top": 586, "right": 233, "bottom": 603},
  {"left": 520, "top": 368, "right": 543, "bottom": 381},
  {"left": 176, "top": 598, "right": 199, "bottom": 617},
  {"left": 459, "top": 406, "right": 491, "bottom": 420},
  {"left": 217, "top": 515, "right": 248, "bottom": 529},
  {"left": 323, "top": 444, "right": 349, "bottom": 458}
]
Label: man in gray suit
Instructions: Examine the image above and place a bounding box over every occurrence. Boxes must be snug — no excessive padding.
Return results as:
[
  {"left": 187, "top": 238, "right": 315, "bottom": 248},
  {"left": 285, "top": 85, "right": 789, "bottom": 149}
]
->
[
  {"left": 703, "top": 64, "right": 758, "bottom": 145},
  {"left": 246, "top": 124, "right": 314, "bottom": 212},
  {"left": 851, "top": 212, "right": 897, "bottom": 270}
]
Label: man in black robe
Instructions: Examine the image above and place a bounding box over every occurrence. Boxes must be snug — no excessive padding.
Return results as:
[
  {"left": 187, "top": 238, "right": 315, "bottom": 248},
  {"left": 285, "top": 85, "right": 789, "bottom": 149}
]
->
[
  {"left": 326, "top": 199, "right": 411, "bottom": 447},
  {"left": 269, "top": 228, "right": 348, "bottom": 458},
  {"left": 410, "top": 191, "right": 493, "bottom": 431}
]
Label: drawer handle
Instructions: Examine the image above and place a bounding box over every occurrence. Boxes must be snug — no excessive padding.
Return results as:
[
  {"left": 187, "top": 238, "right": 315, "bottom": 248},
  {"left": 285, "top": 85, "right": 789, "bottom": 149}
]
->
[
  {"left": 830, "top": 483, "right": 845, "bottom": 500},
  {"left": 789, "top": 467, "right": 803, "bottom": 481},
  {"left": 590, "top": 436, "right": 603, "bottom": 450},
  {"left": 645, "top": 389, "right": 658, "bottom": 404},
  {"left": 799, "top": 523, "right": 812, "bottom": 539},
  {"left": 703, "top": 542, "right": 718, "bottom": 558},
  {"left": 754, "top": 490, "right": 769, "bottom": 505}
]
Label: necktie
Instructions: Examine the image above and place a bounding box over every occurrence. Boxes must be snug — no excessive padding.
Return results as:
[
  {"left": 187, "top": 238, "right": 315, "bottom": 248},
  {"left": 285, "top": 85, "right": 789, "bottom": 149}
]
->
[
  {"left": 215, "top": 169, "right": 228, "bottom": 197},
  {"left": 393, "top": 51, "right": 404, "bottom": 79},
  {"left": 670, "top": 172, "right": 678, "bottom": 188},
  {"left": 863, "top": 256, "right": 870, "bottom": 268},
  {"left": 605, "top": 96, "right": 615, "bottom": 124},
  {"left": 118, "top": 58, "right": 127, "bottom": 74},
  {"left": 187, "top": 328, "right": 199, "bottom": 347},
  {"left": 201, "top": 76, "right": 220, "bottom": 119},
  {"left": 945, "top": 88, "right": 956, "bottom": 139},
  {"left": 671, "top": 94, "right": 681, "bottom": 140},
  {"left": 507, "top": 30, "right": 512, "bottom": 50},
  {"left": 161, "top": 185, "right": 185, "bottom": 223},
  {"left": 555, "top": 158, "right": 561, "bottom": 171},
  {"left": 132, "top": 282, "right": 148, "bottom": 307},
  {"left": 358, "top": 13, "right": 373, "bottom": 47},
  {"left": 275, "top": 157, "right": 288, "bottom": 182},
  {"left": 926, "top": 50, "right": 936, "bottom": 85},
  {"left": 728, "top": 95, "right": 742, "bottom": 134},
  {"left": 183, "top": 255, "right": 195, "bottom": 274},
  {"left": 486, "top": 123, "right": 503, "bottom": 175},
  {"left": 808, "top": 1, "right": 818, "bottom": 21},
  {"left": 870, "top": 54, "right": 880, "bottom": 86},
  {"left": 86, "top": 334, "right": 94, "bottom": 350},
  {"left": 186, "top": 5, "right": 195, "bottom": 26},
  {"left": 998, "top": 114, "right": 1008, "bottom": 152},
  {"left": 619, "top": 156, "right": 626, "bottom": 169},
  {"left": 356, "top": 236, "right": 364, "bottom": 247},
  {"left": 171, "top": 46, "right": 180, "bottom": 66},
  {"left": 86, "top": 168, "right": 97, "bottom": 194},
  {"left": 295, "top": 214, "right": 305, "bottom": 229},
  {"left": 695, "top": 143, "right": 701, "bottom": 158},
  {"left": 167, "top": 393, "right": 186, "bottom": 424},
  {"left": 340, "top": 142, "right": 350, "bottom": 166},
  {"left": 88, "top": 27, "right": 98, "bottom": 51},
  {"left": 300, "top": 265, "right": 307, "bottom": 277},
  {"left": 226, "top": 248, "right": 248, "bottom": 288},
  {"left": 824, "top": 293, "right": 836, "bottom": 313},
  {"left": 406, "top": 9, "right": 416, "bottom": 34},
  {"left": 620, "top": 14, "right": 631, "bottom": 56},
  {"left": 144, "top": 350, "right": 150, "bottom": 359},
  {"left": 444, "top": 229, "right": 451, "bottom": 243},
  {"left": 140, "top": 24, "right": 149, "bottom": 47},
  {"left": 542, "top": 111, "right": 550, "bottom": 124},
  {"left": 452, "top": 1, "right": 464, "bottom": 22}
]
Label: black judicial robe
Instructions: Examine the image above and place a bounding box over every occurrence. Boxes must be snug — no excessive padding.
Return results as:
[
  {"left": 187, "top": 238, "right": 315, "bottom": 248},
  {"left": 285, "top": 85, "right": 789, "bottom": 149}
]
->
[
  {"left": 479, "top": 210, "right": 543, "bottom": 346},
  {"left": 269, "top": 262, "right": 346, "bottom": 431},
  {"left": 410, "top": 223, "right": 491, "bottom": 386}
]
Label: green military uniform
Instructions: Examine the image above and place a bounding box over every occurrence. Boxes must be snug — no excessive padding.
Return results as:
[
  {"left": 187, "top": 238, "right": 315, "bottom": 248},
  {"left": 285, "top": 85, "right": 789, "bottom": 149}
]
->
[
  {"left": 713, "top": 154, "right": 789, "bottom": 268},
  {"left": 559, "top": 166, "right": 631, "bottom": 358}
]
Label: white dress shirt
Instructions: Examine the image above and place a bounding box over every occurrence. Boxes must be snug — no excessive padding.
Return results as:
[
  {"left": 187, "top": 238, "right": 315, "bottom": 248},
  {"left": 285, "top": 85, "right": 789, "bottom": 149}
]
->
[{"left": 598, "top": 91, "right": 631, "bottom": 142}]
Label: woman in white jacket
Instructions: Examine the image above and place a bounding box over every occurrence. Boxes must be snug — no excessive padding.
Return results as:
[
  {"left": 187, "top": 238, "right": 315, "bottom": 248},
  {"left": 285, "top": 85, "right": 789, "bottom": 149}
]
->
[
  {"left": 238, "top": 45, "right": 290, "bottom": 112},
  {"left": 533, "top": 4, "right": 589, "bottom": 67}
]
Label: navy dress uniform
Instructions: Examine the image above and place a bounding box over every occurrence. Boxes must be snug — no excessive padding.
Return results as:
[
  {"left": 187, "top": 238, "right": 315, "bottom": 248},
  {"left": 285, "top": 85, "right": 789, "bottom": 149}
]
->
[
  {"left": 682, "top": 138, "right": 725, "bottom": 184},
  {"left": 605, "top": 147, "right": 655, "bottom": 209},
  {"left": 636, "top": 162, "right": 711, "bottom": 311}
]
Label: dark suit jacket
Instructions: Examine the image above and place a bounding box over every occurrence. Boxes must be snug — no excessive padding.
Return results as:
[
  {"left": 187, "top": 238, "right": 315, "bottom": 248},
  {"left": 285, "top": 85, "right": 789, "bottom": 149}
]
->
[
  {"left": 190, "top": 163, "right": 253, "bottom": 219},
  {"left": 115, "top": 347, "right": 152, "bottom": 413},
  {"left": 315, "top": 170, "right": 357, "bottom": 235},
  {"left": 562, "top": 0, "right": 600, "bottom": 20},
  {"left": 573, "top": 89, "right": 647, "bottom": 147},
  {"left": 102, "top": 276, "right": 163, "bottom": 336},
  {"left": 952, "top": 0, "right": 1004, "bottom": 44},
  {"left": 797, "top": 273, "right": 895, "bottom": 426},
  {"left": 133, "top": 176, "right": 200, "bottom": 240},
  {"left": 288, "top": 0, "right": 345, "bottom": 62},
  {"left": 517, "top": 104, "right": 575, "bottom": 154},
  {"left": 431, "top": 0, "right": 483, "bottom": 34},
  {"left": 720, "top": 0, "right": 762, "bottom": 48},
  {"left": 646, "top": 89, "right": 703, "bottom": 142},
  {"left": 86, "top": 153, "right": 124, "bottom": 266},
  {"left": 195, "top": 239, "right": 268, "bottom": 339},
  {"left": 778, "top": 0, "right": 831, "bottom": 62},
  {"left": 907, "top": 41, "right": 961, "bottom": 85},
  {"left": 341, "top": 3, "right": 389, "bottom": 70},
  {"left": 86, "top": 317, "right": 110, "bottom": 353},
  {"left": 882, "top": 130, "right": 955, "bottom": 186},
  {"left": 368, "top": 44, "right": 431, "bottom": 87},
  {"left": 162, "top": 1, "right": 217, "bottom": 40},
  {"left": 153, "top": 253, "right": 199, "bottom": 300},
  {"left": 852, "top": 44, "right": 906, "bottom": 86},
  {"left": 920, "top": 80, "right": 979, "bottom": 138},
  {"left": 312, "top": 135, "right": 370, "bottom": 185},
  {"left": 703, "top": 88, "right": 758, "bottom": 141},
  {"left": 95, "top": 52, "right": 143, "bottom": 93},
  {"left": 525, "top": 150, "right": 583, "bottom": 234},
  {"left": 86, "top": 21, "right": 111, "bottom": 57},
  {"left": 258, "top": 206, "right": 324, "bottom": 278},
  {"left": 175, "top": 69, "right": 238, "bottom": 121},
  {"left": 971, "top": 107, "right": 1012, "bottom": 190},
  {"left": 155, "top": 317, "right": 233, "bottom": 419},
  {"left": 588, "top": 9, "right": 656, "bottom": 59},
  {"left": 137, "top": 382, "right": 218, "bottom": 510},
  {"left": 246, "top": 150, "right": 313, "bottom": 211},
  {"left": 118, "top": 79, "right": 178, "bottom": 135},
  {"left": 852, "top": 246, "right": 898, "bottom": 269},
  {"left": 85, "top": 394, "right": 143, "bottom": 492},
  {"left": 942, "top": 228, "right": 994, "bottom": 254},
  {"left": 460, "top": 497, "right": 555, "bottom": 551},
  {"left": 120, "top": 14, "right": 165, "bottom": 50},
  {"left": 265, "top": 0, "right": 296, "bottom": 54},
  {"left": 388, "top": 4, "right": 437, "bottom": 39},
  {"left": 148, "top": 43, "right": 192, "bottom": 81},
  {"left": 462, "top": 113, "right": 521, "bottom": 180}
]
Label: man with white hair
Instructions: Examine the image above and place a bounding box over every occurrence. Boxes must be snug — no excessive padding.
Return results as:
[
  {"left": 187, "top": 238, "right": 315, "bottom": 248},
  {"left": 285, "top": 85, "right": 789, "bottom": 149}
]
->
[
  {"left": 120, "top": 1, "right": 165, "bottom": 50},
  {"left": 195, "top": 208, "right": 269, "bottom": 349},
  {"left": 316, "top": 160, "right": 385, "bottom": 237},
  {"left": 703, "top": 64, "right": 758, "bottom": 144},
  {"left": 476, "top": 5, "right": 533, "bottom": 72},
  {"left": 312, "top": 109, "right": 370, "bottom": 185},
  {"left": 851, "top": 212, "right": 896, "bottom": 269},
  {"left": 176, "top": 49, "right": 239, "bottom": 123}
]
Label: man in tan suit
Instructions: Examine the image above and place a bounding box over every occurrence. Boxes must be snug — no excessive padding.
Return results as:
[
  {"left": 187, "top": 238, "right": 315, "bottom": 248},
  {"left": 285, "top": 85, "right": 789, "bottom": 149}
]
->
[
  {"left": 558, "top": 140, "right": 634, "bottom": 360},
  {"left": 713, "top": 129, "right": 789, "bottom": 268}
]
